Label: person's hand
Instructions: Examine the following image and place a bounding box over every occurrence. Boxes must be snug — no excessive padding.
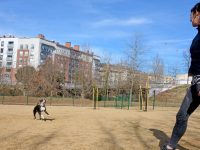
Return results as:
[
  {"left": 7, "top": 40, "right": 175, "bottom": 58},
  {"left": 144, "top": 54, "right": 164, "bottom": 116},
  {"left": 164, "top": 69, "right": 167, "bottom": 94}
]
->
[{"left": 198, "top": 91, "right": 200, "bottom": 96}]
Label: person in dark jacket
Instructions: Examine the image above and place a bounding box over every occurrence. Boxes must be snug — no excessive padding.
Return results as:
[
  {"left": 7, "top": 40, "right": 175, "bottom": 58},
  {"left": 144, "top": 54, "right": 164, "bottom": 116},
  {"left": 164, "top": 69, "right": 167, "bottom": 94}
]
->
[{"left": 162, "top": 2, "right": 200, "bottom": 150}]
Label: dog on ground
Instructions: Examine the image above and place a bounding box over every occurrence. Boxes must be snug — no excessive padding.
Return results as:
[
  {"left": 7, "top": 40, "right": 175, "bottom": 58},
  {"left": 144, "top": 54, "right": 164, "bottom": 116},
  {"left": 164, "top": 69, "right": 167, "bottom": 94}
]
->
[{"left": 33, "top": 99, "right": 49, "bottom": 120}]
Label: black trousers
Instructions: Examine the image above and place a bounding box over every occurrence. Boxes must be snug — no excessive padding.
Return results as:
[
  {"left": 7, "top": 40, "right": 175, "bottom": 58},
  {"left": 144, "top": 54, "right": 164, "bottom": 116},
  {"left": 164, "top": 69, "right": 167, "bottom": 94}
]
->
[{"left": 169, "top": 84, "right": 200, "bottom": 148}]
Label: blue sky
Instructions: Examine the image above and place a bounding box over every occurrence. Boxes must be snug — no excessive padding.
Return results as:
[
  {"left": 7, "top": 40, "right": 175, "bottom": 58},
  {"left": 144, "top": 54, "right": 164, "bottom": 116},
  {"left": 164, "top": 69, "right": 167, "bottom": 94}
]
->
[{"left": 0, "top": 0, "right": 199, "bottom": 74}]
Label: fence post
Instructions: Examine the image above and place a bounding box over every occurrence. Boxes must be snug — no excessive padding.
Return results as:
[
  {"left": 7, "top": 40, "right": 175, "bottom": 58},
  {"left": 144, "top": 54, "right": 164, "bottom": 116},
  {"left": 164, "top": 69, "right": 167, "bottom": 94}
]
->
[
  {"left": 139, "top": 86, "right": 143, "bottom": 110},
  {"left": 132, "top": 94, "right": 134, "bottom": 107},
  {"left": 2, "top": 94, "right": 4, "bottom": 104},
  {"left": 105, "top": 88, "right": 108, "bottom": 107},
  {"left": 93, "top": 87, "right": 96, "bottom": 109},
  {"left": 26, "top": 95, "right": 28, "bottom": 105},
  {"left": 96, "top": 88, "right": 98, "bottom": 108},
  {"left": 72, "top": 96, "right": 75, "bottom": 106},
  {"left": 25, "top": 91, "right": 28, "bottom": 105},
  {"left": 127, "top": 95, "right": 130, "bottom": 110},
  {"left": 121, "top": 95, "right": 124, "bottom": 109},
  {"left": 115, "top": 96, "right": 118, "bottom": 107},
  {"left": 153, "top": 90, "right": 156, "bottom": 110},
  {"left": 104, "top": 93, "right": 106, "bottom": 107},
  {"left": 50, "top": 91, "right": 52, "bottom": 106},
  {"left": 144, "top": 89, "right": 148, "bottom": 111}
]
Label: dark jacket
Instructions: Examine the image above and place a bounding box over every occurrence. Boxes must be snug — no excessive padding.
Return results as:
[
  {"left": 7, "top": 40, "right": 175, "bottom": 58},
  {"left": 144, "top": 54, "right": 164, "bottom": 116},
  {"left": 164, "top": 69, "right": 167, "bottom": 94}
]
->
[
  {"left": 188, "top": 27, "right": 200, "bottom": 75},
  {"left": 189, "top": 27, "right": 200, "bottom": 92}
]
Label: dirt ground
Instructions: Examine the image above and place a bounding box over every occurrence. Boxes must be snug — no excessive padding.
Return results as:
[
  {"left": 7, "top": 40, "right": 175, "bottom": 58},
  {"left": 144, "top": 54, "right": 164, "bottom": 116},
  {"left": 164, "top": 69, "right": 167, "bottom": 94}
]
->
[{"left": 0, "top": 105, "right": 200, "bottom": 150}]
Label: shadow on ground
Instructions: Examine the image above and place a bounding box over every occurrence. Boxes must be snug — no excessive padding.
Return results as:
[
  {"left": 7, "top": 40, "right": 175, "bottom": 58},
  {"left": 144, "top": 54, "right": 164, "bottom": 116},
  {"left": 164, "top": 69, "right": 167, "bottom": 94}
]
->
[
  {"left": 149, "top": 129, "right": 189, "bottom": 150},
  {"left": 36, "top": 118, "right": 55, "bottom": 121}
]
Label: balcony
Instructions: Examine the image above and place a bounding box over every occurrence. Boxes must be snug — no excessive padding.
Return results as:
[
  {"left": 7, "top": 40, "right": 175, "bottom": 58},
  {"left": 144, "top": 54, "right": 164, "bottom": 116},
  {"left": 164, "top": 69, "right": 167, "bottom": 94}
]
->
[
  {"left": 6, "top": 57, "right": 13, "bottom": 61},
  {"left": 7, "top": 44, "right": 14, "bottom": 48},
  {"left": 7, "top": 50, "right": 13, "bottom": 54},
  {"left": 6, "top": 65, "right": 12, "bottom": 68}
]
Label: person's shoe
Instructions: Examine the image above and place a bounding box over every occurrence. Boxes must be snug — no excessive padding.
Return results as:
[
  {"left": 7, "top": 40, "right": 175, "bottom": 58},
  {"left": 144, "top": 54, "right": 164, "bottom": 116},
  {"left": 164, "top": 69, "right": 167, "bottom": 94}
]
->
[{"left": 161, "top": 145, "right": 175, "bottom": 150}]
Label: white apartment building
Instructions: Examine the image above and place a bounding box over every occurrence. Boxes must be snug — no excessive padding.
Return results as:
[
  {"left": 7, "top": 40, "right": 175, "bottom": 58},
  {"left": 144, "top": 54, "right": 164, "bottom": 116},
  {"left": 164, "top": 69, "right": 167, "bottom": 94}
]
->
[
  {"left": 176, "top": 73, "right": 192, "bottom": 85},
  {"left": 0, "top": 34, "right": 100, "bottom": 84}
]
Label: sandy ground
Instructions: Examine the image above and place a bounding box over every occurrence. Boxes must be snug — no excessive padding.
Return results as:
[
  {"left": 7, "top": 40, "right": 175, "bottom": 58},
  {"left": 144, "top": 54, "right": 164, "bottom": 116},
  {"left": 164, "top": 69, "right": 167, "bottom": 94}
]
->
[{"left": 0, "top": 105, "right": 200, "bottom": 150}]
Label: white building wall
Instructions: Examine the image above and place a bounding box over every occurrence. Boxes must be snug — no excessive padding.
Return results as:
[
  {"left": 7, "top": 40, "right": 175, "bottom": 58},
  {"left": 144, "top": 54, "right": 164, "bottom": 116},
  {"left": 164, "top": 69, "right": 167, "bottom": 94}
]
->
[
  {"left": 0, "top": 35, "right": 99, "bottom": 84},
  {"left": 18, "top": 38, "right": 40, "bottom": 68},
  {"left": 17, "top": 38, "right": 69, "bottom": 68},
  {"left": 176, "top": 74, "right": 192, "bottom": 85},
  {"left": 0, "top": 38, "right": 18, "bottom": 68}
]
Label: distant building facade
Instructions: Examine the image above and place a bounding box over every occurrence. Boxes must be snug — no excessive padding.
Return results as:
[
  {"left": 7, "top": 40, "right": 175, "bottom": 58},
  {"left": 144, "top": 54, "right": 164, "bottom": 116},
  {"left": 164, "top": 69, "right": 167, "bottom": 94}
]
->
[
  {"left": 99, "top": 64, "right": 128, "bottom": 88},
  {"left": 176, "top": 74, "right": 192, "bottom": 85},
  {"left": 0, "top": 34, "right": 100, "bottom": 85}
]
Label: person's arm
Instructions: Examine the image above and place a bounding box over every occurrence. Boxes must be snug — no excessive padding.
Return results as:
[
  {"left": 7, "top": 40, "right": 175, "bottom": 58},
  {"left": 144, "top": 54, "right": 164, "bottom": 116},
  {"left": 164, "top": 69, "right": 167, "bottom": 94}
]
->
[
  {"left": 196, "top": 82, "right": 200, "bottom": 96},
  {"left": 195, "top": 76, "right": 200, "bottom": 96},
  {"left": 196, "top": 39, "right": 200, "bottom": 96}
]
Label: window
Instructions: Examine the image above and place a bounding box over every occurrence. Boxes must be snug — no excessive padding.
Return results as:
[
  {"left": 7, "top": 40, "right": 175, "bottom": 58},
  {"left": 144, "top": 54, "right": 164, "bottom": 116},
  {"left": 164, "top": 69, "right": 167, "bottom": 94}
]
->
[
  {"left": 31, "top": 44, "right": 34, "bottom": 49},
  {"left": 6, "top": 69, "right": 11, "bottom": 72},
  {"left": 7, "top": 55, "right": 12, "bottom": 58},
  {"left": 19, "top": 51, "right": 23, "bottom": 56},
  {"left": 0, "top": 62, "right": 2, "bottom": 67},
  {"left": 20, "top": 44, "right": 23, "bottom": 50},
  {"left": 19, "top": 58, "right": 23, "bottom": 64},
  {"left": 24, "top": 58, "right": 29, "bottom": 65},
  {"left": 24, "top": 58, "right": 27, "bottom": 63},
  {"left": 7, "top": 62, "right": 12, "bottom": 65},
  {"left": 8, "top": 41, "right": 14, "bottom": 45},
  {"left": 0, "top": 48, "right": 3, "bottom": 53},
  {"left": 1, "top": 41, "right": 4, "bottom": 47},
  {"left": 8, "top": 48, "right": 13, "bottom": 53},
  {"left": 7, "top": 55, "right": 12, "bottom": 61},
  {"left": 0, "top": 55, "right": 3, "bottom": 60},
  {"left": 6, "top": 62, "right": 12, "bottom": 66},
  {"left": 5, "top": 74, "right": 10, "bottom": 78},
  {"left": 25, "top": 44, "right": 28, "bottom": 49},
  {"left": 24, "top": 51, "right": 29, "bottom": 56},
  {"left": 30, "top": 52, "right": 34, "bottom": 57}
]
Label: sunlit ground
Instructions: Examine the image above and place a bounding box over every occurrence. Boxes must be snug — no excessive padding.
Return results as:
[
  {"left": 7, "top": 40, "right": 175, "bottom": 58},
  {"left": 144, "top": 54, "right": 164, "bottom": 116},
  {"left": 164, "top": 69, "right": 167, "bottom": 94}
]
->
[{"left": 0, "top": 105, "right": 200, "bottom": 150}]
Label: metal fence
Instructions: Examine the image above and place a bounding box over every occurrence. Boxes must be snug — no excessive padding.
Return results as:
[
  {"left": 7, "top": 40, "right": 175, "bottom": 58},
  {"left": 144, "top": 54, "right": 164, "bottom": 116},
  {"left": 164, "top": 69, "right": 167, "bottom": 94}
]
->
[{"left": 0, "top": 93, "right": 184, "bottom": 111}]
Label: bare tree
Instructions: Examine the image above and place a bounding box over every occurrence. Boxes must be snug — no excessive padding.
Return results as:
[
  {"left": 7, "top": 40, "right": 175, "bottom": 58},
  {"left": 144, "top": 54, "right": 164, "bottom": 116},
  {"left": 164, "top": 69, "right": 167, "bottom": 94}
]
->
[
  {"left": 81, "top": 43, "right": 92, "bottom": 53},
  {"left": 126, "top": 33, "right": 145, "bottom": 71},
  {"left": 125, "top": 33, "right": 146, "bottom": 105},
  {"left": 76, "top": 61, "right": 93, "bottom": 99},
  {"left": 152, "top": 54, "right": 164, "bottom": 83},
  {"left": 182, "top": 49, "right": 191, "bottom": 84},
  {"left": 78, "top": 44, "right": 96, "bottom": 99},
  {"left": 0, "top": 67, "right": 4, "bottom": 95},
  {"left": 29, "top": 58, "right": 65, "bottom": 97},
  {"left": 0, "top": 67, "right": 3, "bottom": 84},
  {"left": 15, "top": 66, "right": 36, "bottom": 95},
  {"left": 15, "top": 66, "right": 36, "bottom": 85},
  {"left": 170, "top": 65, "right": 179, "bottom": 85},
  {"left": 100, "top": 55, "right": 111, "bottom": 101}
]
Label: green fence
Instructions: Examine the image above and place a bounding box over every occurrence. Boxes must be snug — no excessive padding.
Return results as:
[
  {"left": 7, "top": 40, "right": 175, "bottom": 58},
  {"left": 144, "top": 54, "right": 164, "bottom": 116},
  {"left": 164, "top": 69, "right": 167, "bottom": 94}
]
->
[{"left": 95, "top": 94, "right": 137, "bottom": 109}]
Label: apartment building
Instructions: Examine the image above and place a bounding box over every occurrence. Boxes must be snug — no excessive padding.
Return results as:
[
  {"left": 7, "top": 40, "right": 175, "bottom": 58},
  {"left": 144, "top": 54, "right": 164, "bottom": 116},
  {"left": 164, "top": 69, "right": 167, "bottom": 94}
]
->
[
  {"left": 0, "top": 34, "right": 100, "bottom": 85},
  {"left": 99, "top": 64, "right": 129, "bottom": 88},
  {"left": 176, "top": 73, "right": 192, "bottom": 85}
]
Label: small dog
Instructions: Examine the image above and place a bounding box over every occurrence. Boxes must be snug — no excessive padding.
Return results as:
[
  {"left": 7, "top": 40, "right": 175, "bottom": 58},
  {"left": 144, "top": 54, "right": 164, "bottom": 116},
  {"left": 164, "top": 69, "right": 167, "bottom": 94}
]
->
[{"left": 33, "top": 99, "right": 49, "bottom": 120}]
